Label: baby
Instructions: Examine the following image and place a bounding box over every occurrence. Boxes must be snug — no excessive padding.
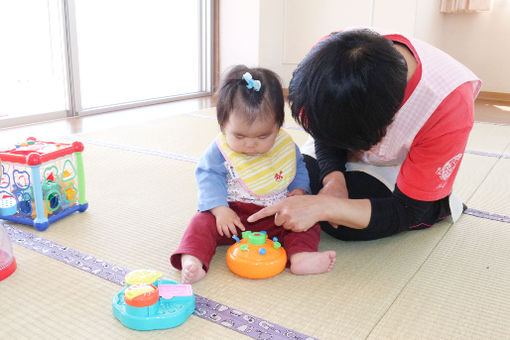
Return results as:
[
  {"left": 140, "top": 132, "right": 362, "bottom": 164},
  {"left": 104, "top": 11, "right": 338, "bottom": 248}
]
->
[{"left": 170, "top": 66, "right": 336, "bottom": 283}]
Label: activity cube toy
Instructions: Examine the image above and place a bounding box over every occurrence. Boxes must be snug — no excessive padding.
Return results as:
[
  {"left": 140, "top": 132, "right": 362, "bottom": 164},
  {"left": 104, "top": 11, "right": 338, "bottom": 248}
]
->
[
  {"left": 227, "top": 231, "right": 287, "bottom": 279},
  {"left": 0, "top": 137, "right": 88, "bottom": 231},
  {"left": 112, "top": 269, "right": 195, "bottom": 330}
]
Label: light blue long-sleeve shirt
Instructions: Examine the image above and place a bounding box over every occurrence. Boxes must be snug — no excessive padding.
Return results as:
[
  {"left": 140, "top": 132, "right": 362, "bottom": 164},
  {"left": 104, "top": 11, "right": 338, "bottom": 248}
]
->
[{"left": 195, "top": 140, "right": 311, "bottom": 211}]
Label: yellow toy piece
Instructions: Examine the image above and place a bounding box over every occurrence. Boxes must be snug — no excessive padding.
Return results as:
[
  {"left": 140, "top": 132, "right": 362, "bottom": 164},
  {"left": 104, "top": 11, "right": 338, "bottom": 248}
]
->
[
  {"left": 124, "top": 269, "right": 162, "bottom": 285},
  {"left": 64, "top": 184, "right": 77, "bottom": 202},
  {"left": 31, "top": 201, "right": 53, "bottom": 219},
  {"left": 124, "top": 284, "right": 157, "bottom": 300}
]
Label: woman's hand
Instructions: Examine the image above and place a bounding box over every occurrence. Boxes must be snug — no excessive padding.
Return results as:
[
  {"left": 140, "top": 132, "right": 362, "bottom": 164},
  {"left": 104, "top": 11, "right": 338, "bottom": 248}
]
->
[
  {"left": 287, "top": 188, "right": 306, "bottom": 197},
  {"left": 319, "top": 171, "right": 348, "bottom": 199},
  {"left": 210, "top": 206, "right": 245, "bottom": 238},
  {"left": 318, "top": 171, "right": 348, "bottom": 227},
  {"left": 247, "top": 195, "right": 325, "bottom": 233},
  {"left": 248, "top": 192, "right": 371, "bottom": 233}
]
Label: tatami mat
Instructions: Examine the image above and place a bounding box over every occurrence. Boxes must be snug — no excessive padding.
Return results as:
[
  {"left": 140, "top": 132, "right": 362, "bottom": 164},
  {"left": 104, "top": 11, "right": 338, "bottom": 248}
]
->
[
  {"left": 466, "top": 122, "right": 510, "bottom": 155},
  {"left": 74, "top": 107, "right": 309, "bottom": 157},
  {"left": 2, "top": 107, "right": 510, "bottom": 339},
  {"left": 77, "top": 114, "right": 220, "bottom": 159},
  {"left": 466, "top": 158, "right": 510, "bottom": 216},
  {"left": 1, "top": 246, "right": 238, "bottom": 339},
  {"left": 197, "top": 221, "right": 455, "bottom": 339},
  {"left": 3, "top": 145, "right": 199, "bottom": 275},
  {"left": 453, "top": 153, "right": 498, "bottom": 203},
  {"left": 369, "top": 215, "right": 510, "bottom": 339},
  {"left": 0, "top": 142, "right": 453, "bottom": 338}
]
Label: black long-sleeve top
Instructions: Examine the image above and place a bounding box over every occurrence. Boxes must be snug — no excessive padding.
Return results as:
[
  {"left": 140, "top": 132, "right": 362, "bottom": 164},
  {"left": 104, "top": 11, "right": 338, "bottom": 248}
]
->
[{"left": 314, "top": 140, "right": 451, "bottom": 235}]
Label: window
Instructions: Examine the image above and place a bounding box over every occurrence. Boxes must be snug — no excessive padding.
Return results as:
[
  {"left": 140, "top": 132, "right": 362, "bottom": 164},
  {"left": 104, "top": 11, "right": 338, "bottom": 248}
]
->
[
  {"left": 0, "top": 1, "right": 68, "bottom": 125},
  {"left": 0, "top": 0, "right": 214, "bottom": 127}
]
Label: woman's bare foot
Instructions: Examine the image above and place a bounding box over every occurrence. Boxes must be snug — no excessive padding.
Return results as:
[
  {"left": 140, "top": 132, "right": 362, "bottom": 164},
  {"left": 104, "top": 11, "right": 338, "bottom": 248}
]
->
[
  {"left": 181, "top": 254, "right": 207, "bottom": 284},
  {"left": 289, "top": 251, "right": 336, "bottom": 275}
]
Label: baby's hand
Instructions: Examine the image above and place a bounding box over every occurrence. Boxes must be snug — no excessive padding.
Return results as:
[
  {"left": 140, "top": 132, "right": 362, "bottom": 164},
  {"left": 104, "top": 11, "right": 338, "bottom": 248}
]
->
[
  {"left": 287, "top": 188, "right": 306, "bottom": 197},
  {"left": 210, "top": 206, "right": 245, "bottom": 238}
]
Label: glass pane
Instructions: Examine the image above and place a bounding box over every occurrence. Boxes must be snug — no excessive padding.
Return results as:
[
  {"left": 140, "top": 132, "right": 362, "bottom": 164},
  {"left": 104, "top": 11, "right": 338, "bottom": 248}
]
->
[
  {"left": 74, "top": 0, "right": 201, "bottom": 109},
  {"left": 0, "top": 0, "right": 68, "bottom": 121}
]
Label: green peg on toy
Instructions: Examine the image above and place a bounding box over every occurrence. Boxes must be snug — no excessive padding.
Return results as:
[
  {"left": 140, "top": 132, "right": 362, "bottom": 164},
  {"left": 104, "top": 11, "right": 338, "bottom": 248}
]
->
[{"left": 248, "top": 232, "right": 267, "bottom": 245}]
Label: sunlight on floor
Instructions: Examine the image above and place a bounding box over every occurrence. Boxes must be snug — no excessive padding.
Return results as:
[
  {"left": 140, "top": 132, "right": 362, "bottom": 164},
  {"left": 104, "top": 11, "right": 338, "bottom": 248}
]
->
[{"left": 494, "top": 105, "right": 510, "bottom": 112}]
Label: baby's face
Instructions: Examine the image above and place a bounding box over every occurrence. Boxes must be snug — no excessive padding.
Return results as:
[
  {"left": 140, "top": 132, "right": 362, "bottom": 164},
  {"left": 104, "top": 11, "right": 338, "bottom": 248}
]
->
[{"left": 223, "top": 112, "right": 279, "bottom": 156}]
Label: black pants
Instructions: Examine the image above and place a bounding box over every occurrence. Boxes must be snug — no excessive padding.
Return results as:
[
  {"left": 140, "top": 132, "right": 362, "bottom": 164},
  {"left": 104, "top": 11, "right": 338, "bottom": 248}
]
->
[{"left": 303, "top": 155, "right": 451, "bottom": 241}]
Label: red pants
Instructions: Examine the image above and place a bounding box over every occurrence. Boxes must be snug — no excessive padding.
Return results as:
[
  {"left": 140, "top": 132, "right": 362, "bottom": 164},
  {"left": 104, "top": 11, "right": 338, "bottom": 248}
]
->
[{"left": 170, "top": 202, "right": 321, "bottom": 271}]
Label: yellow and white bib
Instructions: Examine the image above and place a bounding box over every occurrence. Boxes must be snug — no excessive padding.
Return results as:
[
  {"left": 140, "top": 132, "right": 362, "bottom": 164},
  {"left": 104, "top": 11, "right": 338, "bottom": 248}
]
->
[{"left": 216, "top": 129, "right": 296, "bottom": 198}]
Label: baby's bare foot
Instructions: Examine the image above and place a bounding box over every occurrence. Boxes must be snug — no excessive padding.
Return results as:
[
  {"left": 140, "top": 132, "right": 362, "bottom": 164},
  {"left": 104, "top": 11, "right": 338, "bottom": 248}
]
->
[
  {"left": 290, "top": 251, "right": 336, "bottom": 275},
  {"left": 181, "top": 254, "right": 207, "bottom": 284}
]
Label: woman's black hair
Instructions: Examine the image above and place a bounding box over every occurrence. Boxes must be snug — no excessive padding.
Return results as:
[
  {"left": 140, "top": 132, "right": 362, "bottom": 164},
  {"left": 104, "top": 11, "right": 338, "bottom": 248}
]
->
[
  {"left": 288, "top": 29, "right": 408, "bottom": 151},
  {"left": 216, "top": 65, "right": 284, "bottom": 130}
]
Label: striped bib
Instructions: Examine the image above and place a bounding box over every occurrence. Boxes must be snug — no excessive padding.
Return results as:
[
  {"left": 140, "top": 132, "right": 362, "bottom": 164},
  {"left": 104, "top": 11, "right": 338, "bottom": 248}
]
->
[{"left": 216, "top": 129, "right": 296, "bottom": 197}]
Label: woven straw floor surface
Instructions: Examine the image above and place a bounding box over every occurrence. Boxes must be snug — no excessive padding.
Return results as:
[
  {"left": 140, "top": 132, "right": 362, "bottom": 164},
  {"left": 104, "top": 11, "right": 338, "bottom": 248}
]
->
[{"left": 1, "top": 108, "right": 510, "bottom": 339}]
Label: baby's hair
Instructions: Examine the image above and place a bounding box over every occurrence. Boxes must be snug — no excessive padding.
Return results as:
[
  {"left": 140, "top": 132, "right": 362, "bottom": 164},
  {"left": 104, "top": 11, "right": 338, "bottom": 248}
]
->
[{"left": 216, "top": 65, "right": 284, "bottom": 130}]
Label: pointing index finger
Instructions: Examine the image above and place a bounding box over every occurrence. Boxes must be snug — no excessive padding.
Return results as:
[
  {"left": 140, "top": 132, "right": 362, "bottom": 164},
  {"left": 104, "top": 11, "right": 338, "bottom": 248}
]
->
[{"left": 247, "top": 205, "right": 278, "bottom": 223}]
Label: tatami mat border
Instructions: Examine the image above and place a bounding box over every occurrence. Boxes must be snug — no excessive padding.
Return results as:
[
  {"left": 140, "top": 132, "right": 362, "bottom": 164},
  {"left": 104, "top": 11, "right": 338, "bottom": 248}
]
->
[
  {"left": 67, "top": 136, "right": 199, "bottom": 163},
  {"left": 184, "top": 111, "right": 510, "bottom": 127},
  {"left": 465, "top": 149, "right": 510, "bottom": 159},
  {"left": 4, "top": 223, "right": 318, "bottom": 340},
  {"left": 68, "top": 136, "right": 510, "bottom": 162},
  {"left": 183, "top": 113, "right": 510, "bottom": 157},
  {"left": 66, "top": 135, "right": 510, "bottom": 225},
  {"left": 183, "top": 112, "right": 305, "bottom": 131},
  {"left": 464, "top": 208, "right": 510, "bottom": 223},
  {"left": 474, "top": 120, "right": 510, "bottom": 127}
]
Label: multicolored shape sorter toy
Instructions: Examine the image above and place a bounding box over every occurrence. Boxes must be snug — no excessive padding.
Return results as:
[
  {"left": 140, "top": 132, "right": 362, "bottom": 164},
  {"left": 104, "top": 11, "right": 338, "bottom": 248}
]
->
[
  {"left": 0, "top": 137, "right": 88, "bottom": 231},
  {"left": 112, "top": 269, "right": 195, "bottom": 330}
]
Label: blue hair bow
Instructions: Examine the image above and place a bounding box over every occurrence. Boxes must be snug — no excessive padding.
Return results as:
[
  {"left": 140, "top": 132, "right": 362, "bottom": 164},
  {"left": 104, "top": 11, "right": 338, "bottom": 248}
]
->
[{"left": 242, "top": 72, "right": 261, "bottom": 91}]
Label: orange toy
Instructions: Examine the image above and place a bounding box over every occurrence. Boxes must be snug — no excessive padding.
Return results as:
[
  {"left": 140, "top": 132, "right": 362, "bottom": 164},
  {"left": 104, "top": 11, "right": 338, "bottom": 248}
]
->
[
  {"left": 226, "top": 231, "right": 286, "bottom": 279},
  {"left": 124, "top": 284, "right": 159, "bottom": 307}
]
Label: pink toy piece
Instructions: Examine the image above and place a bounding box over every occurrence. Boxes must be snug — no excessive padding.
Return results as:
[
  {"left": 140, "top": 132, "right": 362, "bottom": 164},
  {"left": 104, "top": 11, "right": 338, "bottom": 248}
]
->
[{"left": 158, "top": 284, "right": 193, "bottom": 300}]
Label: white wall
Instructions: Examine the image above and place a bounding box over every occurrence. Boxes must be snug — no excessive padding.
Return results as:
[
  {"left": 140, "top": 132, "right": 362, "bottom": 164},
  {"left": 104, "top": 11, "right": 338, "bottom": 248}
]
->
[
  {"left": 220, "top": 0, "right": 510, "bottom": 92},
  {"left": 219, "top": 0, "right": 260, "bottom": 75},
  {"left": 415, "top": 0, "right": 510, "bottom": 92},
  {"left": 256, "top": 0, "right": 418, "bottom": 87},
  {"left": 278, "top": 0, "right": 373, "bottom": 85},
  {"left": 372, "top": 0, "right": 417, "bottom": 36},
  {"left": 438, "top": 0, "right": 510, "bottom": 93}
]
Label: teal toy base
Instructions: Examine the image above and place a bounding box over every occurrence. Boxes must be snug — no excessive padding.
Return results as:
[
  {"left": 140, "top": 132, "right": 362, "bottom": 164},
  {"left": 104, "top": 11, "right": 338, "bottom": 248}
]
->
[{"left": 112, "top": 279, "right": 195, "bottom": 331}]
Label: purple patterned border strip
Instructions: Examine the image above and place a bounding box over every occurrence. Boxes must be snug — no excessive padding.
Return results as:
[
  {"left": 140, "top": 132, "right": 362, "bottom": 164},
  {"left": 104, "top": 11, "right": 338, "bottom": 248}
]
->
[
  {"left": 464, "top": 208, "right": 510, "bottom": 223},
  {"left": 5, "top": 224, "right": 129, "bottom": 285},
  {"left": 464, "top": 149, "right": 504, "bottom": 158},
  {"left": 4, "top": 224, "right": 318, "bottom": 340},
  {"left": 194, "top": 295, "right": 317, "bottom": 339},
  {"left": 474, "top": 121, "right": 510, "bottom": 127},
  {"left": 183, "top": 113, "right": 307, "bottom": 131},
  {"left": 70, "top": 135, "right": 510, "bottom": 162},
  {"left": 68, "top": 136, "right": 200, "bottom": 163}
]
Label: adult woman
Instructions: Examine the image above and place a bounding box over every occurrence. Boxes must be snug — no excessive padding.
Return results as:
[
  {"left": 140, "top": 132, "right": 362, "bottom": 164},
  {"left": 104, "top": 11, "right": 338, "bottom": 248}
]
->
[{"left": 248, "top": 28, "right": 481, "bottom": 241}]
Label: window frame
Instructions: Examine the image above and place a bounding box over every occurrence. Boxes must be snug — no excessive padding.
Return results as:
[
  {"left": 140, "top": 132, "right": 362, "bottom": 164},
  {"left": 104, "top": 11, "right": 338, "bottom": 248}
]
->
[{"left": 64, "top": 0, "right": 216, "bottom": 117}]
